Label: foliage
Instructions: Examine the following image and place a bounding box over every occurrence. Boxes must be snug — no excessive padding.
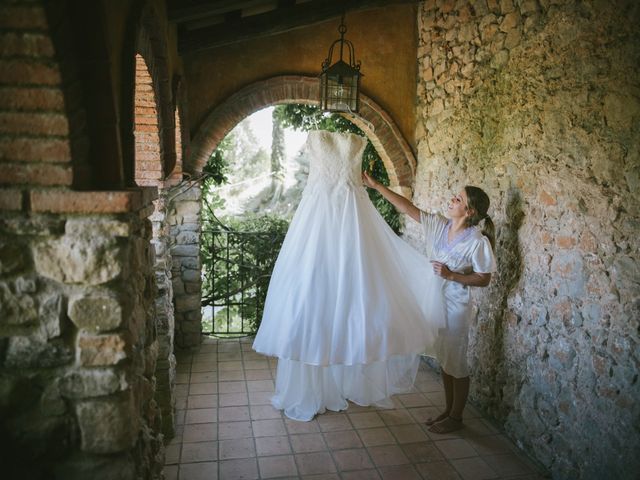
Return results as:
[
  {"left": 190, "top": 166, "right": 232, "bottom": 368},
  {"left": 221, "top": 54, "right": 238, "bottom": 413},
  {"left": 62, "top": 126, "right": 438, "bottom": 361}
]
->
[
  {"left": 273, "top": 104, "right": 402, "bottom": 233},
  {"left": 201, "top": 214, "right": 288, "bottom": 334}
]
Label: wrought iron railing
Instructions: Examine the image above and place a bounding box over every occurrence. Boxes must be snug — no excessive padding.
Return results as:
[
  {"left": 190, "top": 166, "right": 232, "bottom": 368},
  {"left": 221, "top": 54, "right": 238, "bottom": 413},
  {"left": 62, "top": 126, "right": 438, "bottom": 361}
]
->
[{"left": 201, "top": 228, "right": 285, "bottom": 336}]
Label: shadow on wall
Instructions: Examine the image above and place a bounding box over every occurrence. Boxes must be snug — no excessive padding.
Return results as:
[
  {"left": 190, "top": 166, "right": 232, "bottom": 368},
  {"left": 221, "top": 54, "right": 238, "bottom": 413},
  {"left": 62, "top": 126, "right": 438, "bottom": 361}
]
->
[{"left": 474, "top": 186, "right": 525, "bottom": 419}]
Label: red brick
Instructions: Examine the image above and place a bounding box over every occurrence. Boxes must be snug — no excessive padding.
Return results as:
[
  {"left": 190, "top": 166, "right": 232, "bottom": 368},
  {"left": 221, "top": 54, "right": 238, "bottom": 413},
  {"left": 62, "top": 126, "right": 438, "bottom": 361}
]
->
[
  {"left": 0, "top": 137, "right": 71, "bottom": 162},
  {"left": 134, "top": 151, "right": 160, "bottom": 162},
  {"left": 0, "top": 162, "right": 72, "bottom": 186},
  {"left": 0, "top": 112, "right": 68, "bottom": 135},
  {"left": 0, "top": 6, "right": 48, "bottom": 30},
  {"left": 0, "top": 87, "right": 64, "bottom": 111},
  {"left": 0, "top": 188, "right": 23, "bottom": 211},
  {"left": 0, "top": 32, "right": 55, "bottom": 57},
  {"left": 134, "top": 106, "right": 156, "bottom": 116},
  {"left": 30, "top": 189, "right": 148, "bottom": 213},
  {"left": 134, "top": 115, "right": 158, "bottom": 126},
  {"left": 0, "top": 60, "right": 61, "bottom": 85}
]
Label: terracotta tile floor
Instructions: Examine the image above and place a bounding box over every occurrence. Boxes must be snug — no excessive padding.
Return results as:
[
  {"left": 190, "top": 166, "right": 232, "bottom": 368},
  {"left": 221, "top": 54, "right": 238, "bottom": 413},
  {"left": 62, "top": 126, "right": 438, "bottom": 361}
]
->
[{"left": 164, "top": 337, "right": 549, "bottom": 480}]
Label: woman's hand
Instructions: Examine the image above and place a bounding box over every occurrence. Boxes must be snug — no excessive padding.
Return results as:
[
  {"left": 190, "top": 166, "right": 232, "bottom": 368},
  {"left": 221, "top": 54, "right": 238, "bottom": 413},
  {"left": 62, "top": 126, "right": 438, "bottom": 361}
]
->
[
  {"left": 430, "top": 261, "right": 452, "bottom": 280},
  {"left": 362, "top": 171, "right": 379, "bottom": 189}
]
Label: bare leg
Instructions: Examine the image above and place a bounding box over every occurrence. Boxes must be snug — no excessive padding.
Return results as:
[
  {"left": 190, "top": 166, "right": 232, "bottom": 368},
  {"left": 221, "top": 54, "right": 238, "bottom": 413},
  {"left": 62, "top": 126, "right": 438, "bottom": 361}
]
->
[
  {"left": 429, "top": 373, "right": 469, "bottom": 434},
  {"left": 425, "top": 369, "right": 453, "bottom": 426}
]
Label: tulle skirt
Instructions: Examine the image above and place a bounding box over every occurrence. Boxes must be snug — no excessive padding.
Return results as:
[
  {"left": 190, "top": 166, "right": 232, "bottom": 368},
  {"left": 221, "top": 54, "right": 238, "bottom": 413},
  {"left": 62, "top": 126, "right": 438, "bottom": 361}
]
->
[{"left": 253, "top": 184, "right": 445, "bottom": 420}]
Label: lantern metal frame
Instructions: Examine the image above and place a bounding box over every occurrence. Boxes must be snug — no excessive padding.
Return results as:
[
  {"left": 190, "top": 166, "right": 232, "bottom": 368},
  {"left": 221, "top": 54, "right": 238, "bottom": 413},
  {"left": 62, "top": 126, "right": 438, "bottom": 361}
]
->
[{"left": 319, "top": 15, "right": 362, "bottom": 113}]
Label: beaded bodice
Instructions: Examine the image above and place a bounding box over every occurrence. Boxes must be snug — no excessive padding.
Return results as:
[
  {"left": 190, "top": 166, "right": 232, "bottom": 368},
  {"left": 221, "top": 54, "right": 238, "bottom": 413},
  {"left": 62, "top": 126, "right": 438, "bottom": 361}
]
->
[{"left": 305, "top": 130, "right": 366, "bottom": 190}]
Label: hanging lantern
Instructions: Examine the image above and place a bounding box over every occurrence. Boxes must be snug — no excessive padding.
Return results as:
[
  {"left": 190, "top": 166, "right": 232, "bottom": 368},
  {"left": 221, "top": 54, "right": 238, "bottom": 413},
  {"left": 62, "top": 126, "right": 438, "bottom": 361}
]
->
[{"left": 319, "top": 14, "right": 362, "bottom": 113}]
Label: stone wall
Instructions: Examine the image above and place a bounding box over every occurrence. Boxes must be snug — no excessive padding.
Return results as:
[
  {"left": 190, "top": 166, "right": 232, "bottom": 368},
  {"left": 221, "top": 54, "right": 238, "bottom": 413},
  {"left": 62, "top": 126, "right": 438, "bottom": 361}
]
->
[
  {"left": 0, "top": 206, "right": 164, "bottom": 479},
  {"left": 149, "top": 192, "right": 177, "bottom": 438},
  {"left": 410, "top": 0, "right": 639, "bottom": 478},
  {"left": 168, "top": 183, "right": 203, "bottom": 348}
]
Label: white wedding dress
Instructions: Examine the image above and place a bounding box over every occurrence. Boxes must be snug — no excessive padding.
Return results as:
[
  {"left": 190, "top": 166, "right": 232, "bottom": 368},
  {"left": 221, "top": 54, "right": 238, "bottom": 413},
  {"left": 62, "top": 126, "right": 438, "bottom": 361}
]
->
[{"left": 252, "top": 130, "right": 445, "bottom": 421}]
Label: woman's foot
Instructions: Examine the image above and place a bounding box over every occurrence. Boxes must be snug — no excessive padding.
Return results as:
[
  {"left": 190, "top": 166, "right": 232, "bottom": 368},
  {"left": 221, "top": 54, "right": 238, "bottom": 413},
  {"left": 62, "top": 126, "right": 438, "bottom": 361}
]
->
[
  {"left": 428, "top": 416, "right": 463, "bottom": 434},
  {"left": 424, "top": 411, "right": 450, "bottom": 426}
]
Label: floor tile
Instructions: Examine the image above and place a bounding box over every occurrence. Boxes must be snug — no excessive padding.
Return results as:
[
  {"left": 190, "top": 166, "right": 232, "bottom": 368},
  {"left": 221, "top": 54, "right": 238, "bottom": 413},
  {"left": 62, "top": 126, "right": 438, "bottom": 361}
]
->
[
  {"left": 252, "top": 418, "right": 287, "bottom": 437},
  {"left": 219, "top": 370, "right": 246, "bottom": 381},
  {"left": 185, "top": 408, "right": 217, "bottom": 424},
  {"left": 190, "top": 382, "right": 217, "bottom": 395},
  {"left": 290, "top": 433, "right": 327, "bottom": 453},
  {"left": 249, "top": 391, "right": 273, "bottom": 405},
  {"left": 218, "top": 421, "right": 253, "bottom": 440},
  {"left": 250, "top": 404, "right": 282, "bottom": 420},
  {"left": 285, "top": 418, "right": 320, "bottom": 434},
  {"left": 317, "top": 414, "right": 352, "bottom": 432},
  {"left": 178, "top": 461, "right": 218, "bottom": 480},
  {"left": 379, "top": 409, "right": 414, "bottom": 426},
  {"left": 378, "top": 464, "right": 422, "bottom": 479},
  {"left": 295, "top": 451, "right": 337, "bottom": 475},
  {"left": 218, "top": 381, "right": 247, "bottom": 394},
  {"left": 219, "top": 458, "right": 259, "bottom": 480},
  {"left": 219, "top": 437, "right": 256, "bottom": 460},
  {"left": 187, "top": 394, "right": 218, "bottom": 409},
  {"left": 247, "top": 379, "right": 275, "bottom": 392},
  {"left": 182, "top": 423, "right": 217, "bottom": 443},
  {"left": 181, "top": 441, "right": 218, "bottom": 463},
  {"left": 256, "top": 435, "right": 292, "bottom": 456},
  {"left": 415, "top": 460, "right": 462, "bottom": 479},
  {"left": 332, "top": 448, "right": 374, "bottom": 471},
  {"left": 450, "top": 456, "right": 499, "bottom": 480},
  {"left": 401, "top": 441, "right": 445, "bottom": 463},
  {"left": 435, "top": 438, "right": 478, "bottom": 459},
  {"left": 367, "top": 445, "right": 410, "bottom": 467},
  {"left": 323, "top": 429, "right": 362, "bottom": 450},
  {"left": 340, "top": 470, "right": 381, "bottom": 480},
  {"left": 219, "top": 392, "right": 249, "bottom": 407},
  {"left": 357, "top": 427, "right": 396, "bottom": 447},
  {"left": 163, "top": 464, "right": 178, "bottom": 480},
  {"left": 164, "top": 443, "right": 180, "bottom": 464},
  {"left": 245, "top": 369, "right": 273, "bottom": 380},
  {"left": 389, "top": 424, "right": 429, "bottom": 444},
  {"left": 218, "top": 405, "right": 250, "bottom": 422},
  {"left": 258, "top": 455, "right": 298, "bottom": 478},
  {"left": 349, "top": 412, "right": 385, "bottom": 429}
]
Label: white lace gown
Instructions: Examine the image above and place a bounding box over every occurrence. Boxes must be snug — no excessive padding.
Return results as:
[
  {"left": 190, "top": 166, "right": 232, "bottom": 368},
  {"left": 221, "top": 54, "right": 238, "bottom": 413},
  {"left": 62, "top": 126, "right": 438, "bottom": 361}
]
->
[{"left": 252, "top": 130, "right": 445, "bottom": 421}]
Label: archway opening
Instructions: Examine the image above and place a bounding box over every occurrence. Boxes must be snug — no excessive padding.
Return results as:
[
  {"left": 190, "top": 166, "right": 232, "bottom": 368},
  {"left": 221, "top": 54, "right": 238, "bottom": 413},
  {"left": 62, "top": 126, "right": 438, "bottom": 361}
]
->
[{"left": 199, "top": 104, "right": 401, "bottom": 338}]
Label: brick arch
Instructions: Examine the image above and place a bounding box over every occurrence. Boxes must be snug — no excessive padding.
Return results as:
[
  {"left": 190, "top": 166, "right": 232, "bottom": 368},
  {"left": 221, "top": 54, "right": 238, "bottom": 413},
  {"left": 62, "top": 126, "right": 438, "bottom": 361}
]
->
[
  {"left": 189, "top": 76, "right": 416, "bottom": 190},
  {"left": 132, "top": 1, "right": 176, "bottom": 185}
]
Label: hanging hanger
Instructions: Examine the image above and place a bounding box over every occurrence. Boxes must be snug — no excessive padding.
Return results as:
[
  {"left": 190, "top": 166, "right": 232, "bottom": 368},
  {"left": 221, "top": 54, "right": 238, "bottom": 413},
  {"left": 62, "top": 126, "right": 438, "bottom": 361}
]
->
[{"left": 344, "top": 104, "right": 375, "bottom": 133}]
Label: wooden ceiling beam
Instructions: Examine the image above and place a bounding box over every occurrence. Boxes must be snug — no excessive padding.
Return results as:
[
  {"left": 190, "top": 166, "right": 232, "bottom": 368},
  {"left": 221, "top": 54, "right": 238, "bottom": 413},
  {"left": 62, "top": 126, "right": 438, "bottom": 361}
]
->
[{"left": 177, "top": 0, "right": 419, "bottom": 54}]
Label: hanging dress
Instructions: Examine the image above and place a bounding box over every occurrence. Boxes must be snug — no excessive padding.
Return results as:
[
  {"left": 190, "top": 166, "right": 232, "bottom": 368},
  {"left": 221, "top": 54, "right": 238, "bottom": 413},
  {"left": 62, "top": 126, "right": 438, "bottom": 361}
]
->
[{"left": 253, "top": 130, "right": 445, "bottom": 421}]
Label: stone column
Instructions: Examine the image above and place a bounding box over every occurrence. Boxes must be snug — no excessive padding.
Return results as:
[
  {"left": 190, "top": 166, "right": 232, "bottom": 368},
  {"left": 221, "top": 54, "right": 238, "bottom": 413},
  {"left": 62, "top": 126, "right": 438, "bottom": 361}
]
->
[
  {"left": 1, "top": 192, "right": 164, "bottom": 479},
  {"left": 149, "top": 191, "right": 177, "bottom": 437},
  {"left": 168, "top": 183, "right": 203, "bottom": 348}
]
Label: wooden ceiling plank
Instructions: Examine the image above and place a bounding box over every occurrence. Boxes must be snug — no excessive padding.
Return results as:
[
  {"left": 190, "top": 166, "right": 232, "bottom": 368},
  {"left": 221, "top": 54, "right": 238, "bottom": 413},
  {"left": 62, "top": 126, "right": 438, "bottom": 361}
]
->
[{"left": 178, "top": 0, "right": 418, "bottom": 53}]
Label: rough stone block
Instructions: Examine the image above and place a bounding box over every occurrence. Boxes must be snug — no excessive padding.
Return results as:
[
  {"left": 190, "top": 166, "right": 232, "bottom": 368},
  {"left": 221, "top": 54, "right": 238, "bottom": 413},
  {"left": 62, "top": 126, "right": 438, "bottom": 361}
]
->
[
  {"left": 39, "top": 294, "right": 65, "bottom": 338},
  {"left": 68, "top": 293, "right": 123, "bottom": 332},
  {"left": 0, "top": 282, "right": 37, "bottom": 326},
  {"left": 181, "top": 268, "right": 201, "bottom": 282},
  {"left": 59, "top": 368, "right": 126, "bottom": 399},
  {"left": 0, "top": 241, "right": 28, "bottom": 274},
  {"left": 77, "top": 333, "right": 129, "bottom": 366},
  {"left": 175, "top": 294, "right": 201, "bottom": 312},
  {"left": 5, "top": 336, "right": 73, "bottom": 368},
  {"left": 76, "top": 392, "right": 139, "bottom": 454},
  {"left": 170, "top": 244, "right": 199, "bottom": 257},
  {"left": 32, "top": 236, "right": 123, "bottom": 285}
]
